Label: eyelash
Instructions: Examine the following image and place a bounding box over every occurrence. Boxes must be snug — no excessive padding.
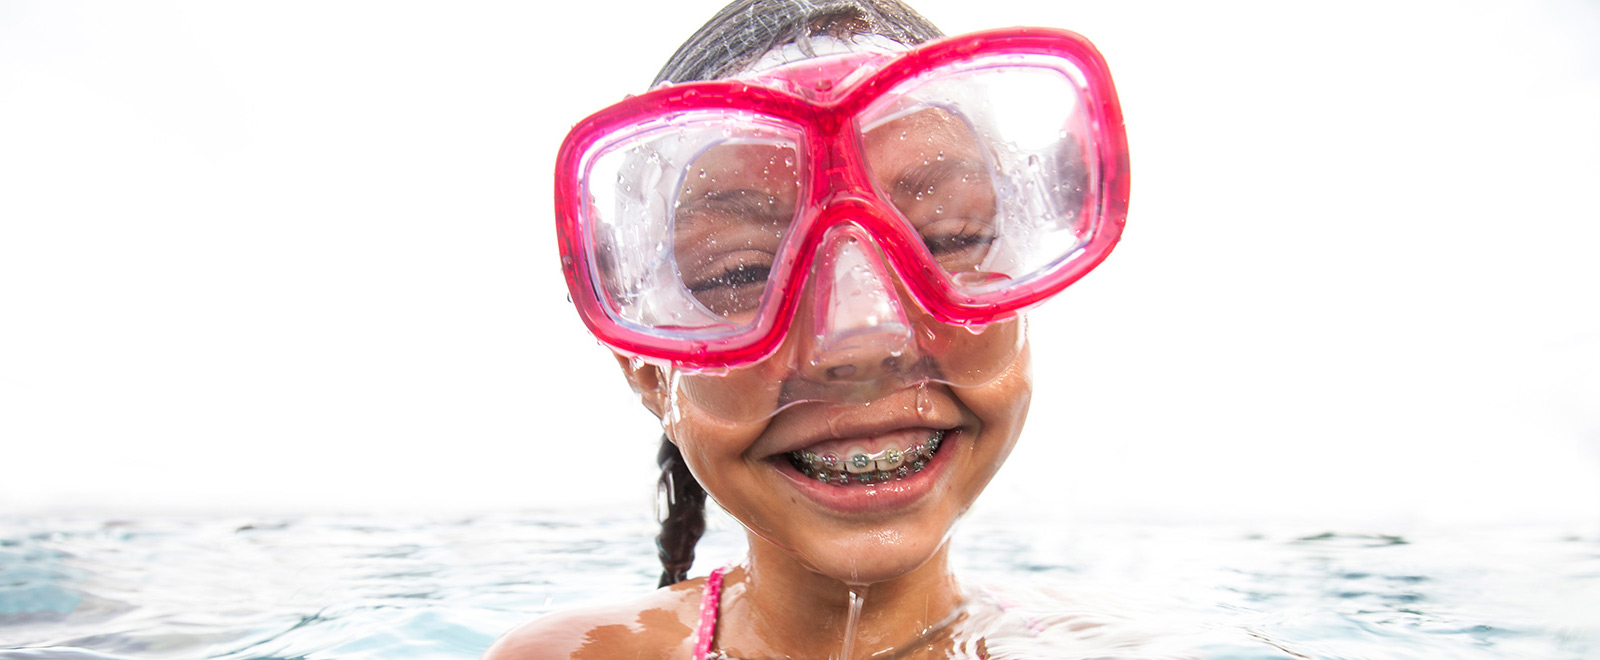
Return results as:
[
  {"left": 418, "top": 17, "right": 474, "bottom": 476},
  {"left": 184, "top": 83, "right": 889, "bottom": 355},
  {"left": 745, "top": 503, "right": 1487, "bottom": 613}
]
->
[
  {"left": 689, "top": 264, "right": 772, "bottom": 293},
  {"left": 921, "top": 225, "right": 995, "bottom": 255}
]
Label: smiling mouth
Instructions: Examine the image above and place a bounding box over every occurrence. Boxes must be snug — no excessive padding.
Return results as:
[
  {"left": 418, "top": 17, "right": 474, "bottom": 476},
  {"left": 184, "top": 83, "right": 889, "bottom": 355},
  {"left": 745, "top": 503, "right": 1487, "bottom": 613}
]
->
[{"left": 786, "top": 429, "right": 946, "bottom": 486}]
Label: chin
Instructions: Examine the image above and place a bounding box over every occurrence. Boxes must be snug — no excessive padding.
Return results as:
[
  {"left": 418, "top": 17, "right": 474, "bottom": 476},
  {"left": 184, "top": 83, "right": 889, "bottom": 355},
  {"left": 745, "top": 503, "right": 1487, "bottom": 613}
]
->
[{"left": 795, "top": 513, "right": 957, "bottom": 585}]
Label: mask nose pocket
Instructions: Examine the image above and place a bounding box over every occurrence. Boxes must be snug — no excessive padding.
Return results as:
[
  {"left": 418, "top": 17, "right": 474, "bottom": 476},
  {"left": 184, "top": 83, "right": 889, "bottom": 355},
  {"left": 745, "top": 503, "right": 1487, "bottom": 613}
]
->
[{"left": 801, "top": 224, "right": 916, "bottom": 383}]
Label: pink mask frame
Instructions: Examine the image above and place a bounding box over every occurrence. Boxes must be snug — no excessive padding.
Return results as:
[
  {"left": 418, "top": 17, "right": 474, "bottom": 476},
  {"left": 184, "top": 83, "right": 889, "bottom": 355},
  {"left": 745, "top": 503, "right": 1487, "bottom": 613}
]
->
[{"left": 555, "top": 27, "right": 1129, "bottom": 370}]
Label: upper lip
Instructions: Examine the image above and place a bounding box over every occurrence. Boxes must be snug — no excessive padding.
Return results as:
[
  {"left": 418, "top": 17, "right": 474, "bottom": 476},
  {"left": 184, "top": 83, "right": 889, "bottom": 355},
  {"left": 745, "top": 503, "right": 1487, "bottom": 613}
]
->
[{"left": 761, "top": 409, "right": 957, "bottom": 459}]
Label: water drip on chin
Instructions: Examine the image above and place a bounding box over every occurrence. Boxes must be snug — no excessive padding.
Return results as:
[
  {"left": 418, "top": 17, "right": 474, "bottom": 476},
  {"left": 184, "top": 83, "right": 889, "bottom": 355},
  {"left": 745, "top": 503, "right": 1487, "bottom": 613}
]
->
[{"left": 838, "top": 584, "right": 868, "bottom": 660}]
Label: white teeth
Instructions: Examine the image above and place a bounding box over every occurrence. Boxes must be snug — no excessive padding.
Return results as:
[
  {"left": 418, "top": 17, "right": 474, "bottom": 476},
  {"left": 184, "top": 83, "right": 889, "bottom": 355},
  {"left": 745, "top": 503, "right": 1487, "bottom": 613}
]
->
[
  {"left": 790, "top": 430, "right": 949, "bottom": 485},
  {"left": 844, "top": 447, "right": 874, "bottom": 473},
  {"left": 875, "top": 448, "right": 904, "bottom": 471}
]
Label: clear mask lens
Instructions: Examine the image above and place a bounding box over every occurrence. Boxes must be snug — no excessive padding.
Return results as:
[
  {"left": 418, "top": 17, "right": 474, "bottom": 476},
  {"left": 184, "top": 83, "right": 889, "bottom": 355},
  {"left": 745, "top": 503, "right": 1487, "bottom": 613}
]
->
[
  {"left": 583, "top": 114, "right": 805, "bottom": 340},
  {"left": 857, "top": 56, "right": 1098, "bottom": 299}
]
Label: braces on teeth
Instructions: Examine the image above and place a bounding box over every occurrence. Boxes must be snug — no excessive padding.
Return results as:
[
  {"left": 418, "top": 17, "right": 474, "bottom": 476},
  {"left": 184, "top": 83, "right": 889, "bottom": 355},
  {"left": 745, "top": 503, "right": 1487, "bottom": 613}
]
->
[{"left": 787, "top": 429, "right": 946, "bottom": 486}]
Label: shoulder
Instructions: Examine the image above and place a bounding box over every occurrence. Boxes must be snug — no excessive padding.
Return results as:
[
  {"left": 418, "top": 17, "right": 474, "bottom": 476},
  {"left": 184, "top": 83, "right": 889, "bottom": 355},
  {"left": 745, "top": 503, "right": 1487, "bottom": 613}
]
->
[{"left": 481, "top": 577, "right": 708, "bottom": 660}]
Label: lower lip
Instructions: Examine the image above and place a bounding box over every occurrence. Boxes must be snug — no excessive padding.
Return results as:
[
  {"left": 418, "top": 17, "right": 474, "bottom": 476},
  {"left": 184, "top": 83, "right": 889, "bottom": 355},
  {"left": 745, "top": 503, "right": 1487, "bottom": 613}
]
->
[{"left": 772, "top": 429, "right": 959, "bottom": 515}]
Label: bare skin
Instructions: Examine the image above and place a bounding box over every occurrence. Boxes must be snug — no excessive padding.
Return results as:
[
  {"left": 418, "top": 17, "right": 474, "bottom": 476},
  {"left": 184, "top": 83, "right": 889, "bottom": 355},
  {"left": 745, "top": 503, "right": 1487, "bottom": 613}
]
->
[
  {"left": 484, "top": 557, "right": 985, "bottom": 659},
  {"left": 482, "top": 576, "right": 704, "bottom": 660}
]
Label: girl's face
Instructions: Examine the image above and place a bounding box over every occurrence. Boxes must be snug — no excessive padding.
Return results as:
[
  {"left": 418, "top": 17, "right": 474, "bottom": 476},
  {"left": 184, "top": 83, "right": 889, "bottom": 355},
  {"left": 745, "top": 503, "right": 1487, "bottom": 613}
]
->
[
  {"left": 632, "top": 341, "right": 1032, "bottom": 585},
  {"left": 620, "top": 107, "right": 1035, "bottom": 584}
]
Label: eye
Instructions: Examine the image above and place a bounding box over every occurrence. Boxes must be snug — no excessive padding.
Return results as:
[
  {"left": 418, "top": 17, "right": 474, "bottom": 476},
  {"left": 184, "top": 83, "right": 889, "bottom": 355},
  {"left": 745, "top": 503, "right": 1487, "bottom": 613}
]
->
[
  {"left": 682, "top": 254, "right": 773, "bottom": 317},
  {"left": 689, "top": 263, "right": 772, "bottom": 293},
  {"left": 921, "top": 224, "right": 995, "bottom": 256},
  {"left": 670, "top": 142, "right": 801, "bottom": 320},
  {"left": 672, "top": 188, "right": 792, "bottom": 319},
  {"left": 917, "top": 220, "right": 996, "bottom": 273}
]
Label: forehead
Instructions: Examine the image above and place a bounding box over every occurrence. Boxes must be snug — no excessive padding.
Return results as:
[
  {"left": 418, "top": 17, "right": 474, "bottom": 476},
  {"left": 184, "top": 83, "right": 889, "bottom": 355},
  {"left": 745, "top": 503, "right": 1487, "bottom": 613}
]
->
[
  {"left": 685, "top": 142, "right": 798, "bottom": 177},
  {"left": 860, "top": 107, "right": 984, "bottom": 158}
]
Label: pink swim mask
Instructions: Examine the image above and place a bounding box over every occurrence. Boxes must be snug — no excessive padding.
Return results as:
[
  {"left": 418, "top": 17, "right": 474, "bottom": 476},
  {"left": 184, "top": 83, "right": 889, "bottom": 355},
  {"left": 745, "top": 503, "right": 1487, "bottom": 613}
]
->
[{"left": 556, "top": 28, "right": 1129, "bottom": 421}]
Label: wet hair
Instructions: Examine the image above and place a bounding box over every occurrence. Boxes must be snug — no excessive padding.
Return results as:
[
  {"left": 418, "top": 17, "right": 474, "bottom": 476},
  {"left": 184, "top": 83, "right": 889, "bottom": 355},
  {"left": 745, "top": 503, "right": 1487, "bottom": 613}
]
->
[
  {"left": 651, "top": 0, "right": 943, "bottom": 588},
  {"left": 652, "top": 0, "right": 943, "bottom": 86},
  {"left": 656, "top": 436, "right": 707, "bottom": 587}
]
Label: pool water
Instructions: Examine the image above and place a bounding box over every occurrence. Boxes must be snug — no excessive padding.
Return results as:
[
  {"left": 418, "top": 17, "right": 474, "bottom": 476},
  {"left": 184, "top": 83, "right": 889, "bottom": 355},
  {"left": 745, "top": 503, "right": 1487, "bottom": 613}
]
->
[{"left": 1, "top": 510, "right": 1595, "bottom": 659}]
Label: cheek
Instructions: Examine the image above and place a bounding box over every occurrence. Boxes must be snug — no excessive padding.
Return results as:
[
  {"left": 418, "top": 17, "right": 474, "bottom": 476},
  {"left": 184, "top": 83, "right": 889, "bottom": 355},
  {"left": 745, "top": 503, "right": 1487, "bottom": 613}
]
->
[
  {"left": 907, "top": 304, "right": 1027, "bottom": 391},
  {"left": 665, "top": 409, "right": 763, "bottom": 476},
  {"left": 672, "top": 364, "right": 790, "bottom": 425},
  {"left": 958, "top": 342, "right": 1034, "bottom": 465},
  {"left": 660, "top": 399, "right": 780, "bottom": 520}
]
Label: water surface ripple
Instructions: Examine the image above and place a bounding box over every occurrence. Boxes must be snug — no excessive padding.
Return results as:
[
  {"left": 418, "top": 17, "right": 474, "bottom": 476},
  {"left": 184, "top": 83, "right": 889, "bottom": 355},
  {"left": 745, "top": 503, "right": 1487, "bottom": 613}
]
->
[{"left": 0, "top": 513, "right": 1594, "bottom": 659}]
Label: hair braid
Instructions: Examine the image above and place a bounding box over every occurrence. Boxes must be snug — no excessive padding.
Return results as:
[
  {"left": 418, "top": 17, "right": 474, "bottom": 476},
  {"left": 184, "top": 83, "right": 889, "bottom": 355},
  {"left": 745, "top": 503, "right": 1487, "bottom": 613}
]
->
[{"left": 655, "top": 435, "right": 708, "bottom": 587}]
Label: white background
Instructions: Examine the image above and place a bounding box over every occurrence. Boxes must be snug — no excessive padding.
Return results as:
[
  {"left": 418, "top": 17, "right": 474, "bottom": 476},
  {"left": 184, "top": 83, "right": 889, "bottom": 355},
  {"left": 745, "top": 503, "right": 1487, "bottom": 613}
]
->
[{"left": 3, "top": 0, "right": 1597, "bottom": 529}]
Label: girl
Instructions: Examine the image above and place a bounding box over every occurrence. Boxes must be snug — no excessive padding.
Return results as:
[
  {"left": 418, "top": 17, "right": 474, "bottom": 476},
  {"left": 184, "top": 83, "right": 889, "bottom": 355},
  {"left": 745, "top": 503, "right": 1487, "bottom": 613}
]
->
[{"left": 488, "top": 0, "right": 1127, "bottom": 657}]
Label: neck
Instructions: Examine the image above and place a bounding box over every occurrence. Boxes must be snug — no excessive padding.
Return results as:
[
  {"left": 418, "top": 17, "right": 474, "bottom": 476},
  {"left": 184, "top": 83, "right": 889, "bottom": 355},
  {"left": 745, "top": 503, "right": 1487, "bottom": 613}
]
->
[{"left": 713, "top": 532, "right": 965, "bottom": 659}]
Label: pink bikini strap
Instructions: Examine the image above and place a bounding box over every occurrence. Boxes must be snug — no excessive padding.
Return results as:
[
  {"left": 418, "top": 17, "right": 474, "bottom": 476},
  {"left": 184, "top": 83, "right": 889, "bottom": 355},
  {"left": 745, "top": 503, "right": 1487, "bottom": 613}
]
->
[{"left": 693, "top": 566, "right": 728, "bottom": 660}]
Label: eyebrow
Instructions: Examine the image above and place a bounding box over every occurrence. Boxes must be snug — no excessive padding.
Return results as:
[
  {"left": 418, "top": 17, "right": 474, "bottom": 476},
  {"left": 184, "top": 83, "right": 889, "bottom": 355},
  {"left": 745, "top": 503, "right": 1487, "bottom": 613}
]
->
[
  {"left": 674, "top": 188, "right": 794, "bottom": 232},
  {"left": 891, "top": 159, "right": 989, "bottom": 198}
]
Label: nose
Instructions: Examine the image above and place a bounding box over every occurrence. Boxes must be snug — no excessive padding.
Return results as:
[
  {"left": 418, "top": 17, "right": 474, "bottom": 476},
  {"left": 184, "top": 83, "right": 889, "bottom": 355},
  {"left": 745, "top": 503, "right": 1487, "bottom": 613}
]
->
[{"left": 798, "top": 224, "right": 917, "bottom": 384}]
